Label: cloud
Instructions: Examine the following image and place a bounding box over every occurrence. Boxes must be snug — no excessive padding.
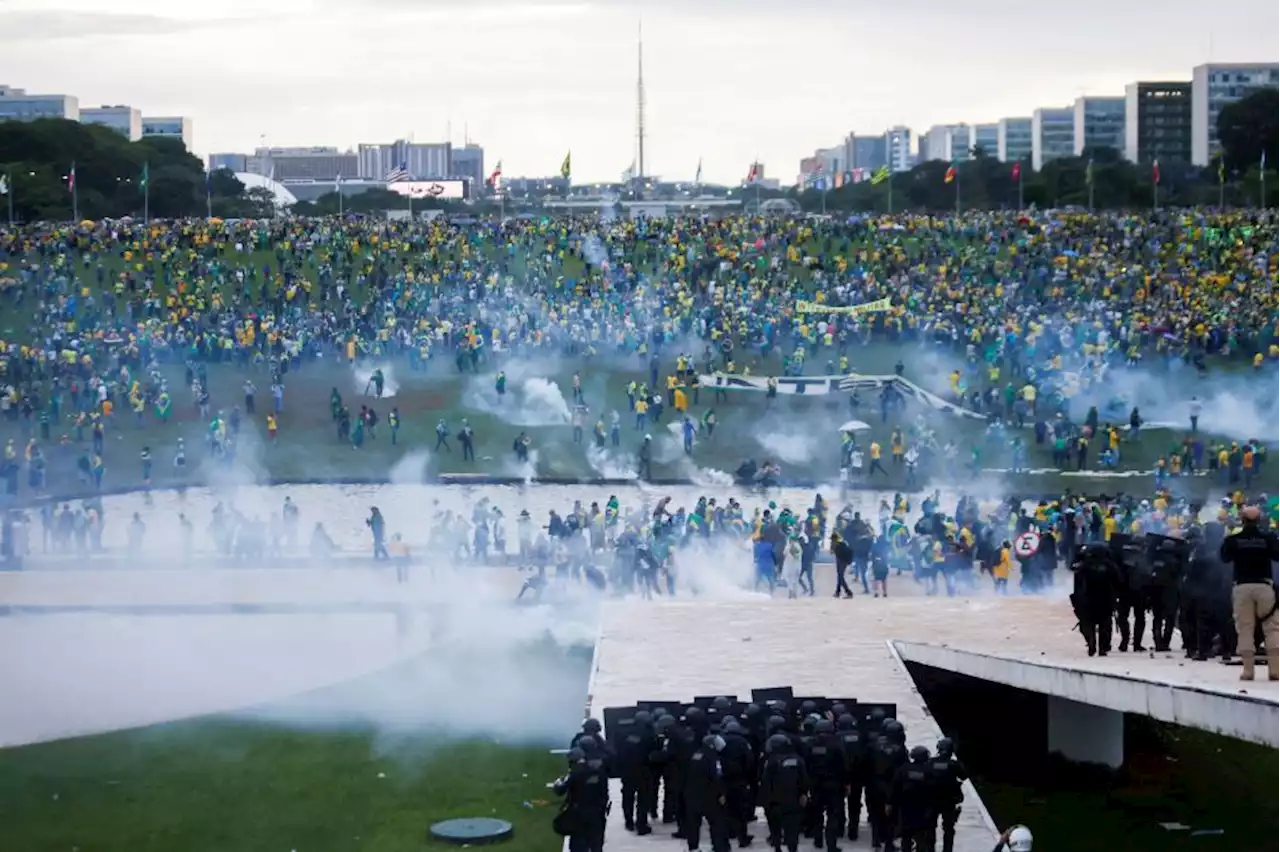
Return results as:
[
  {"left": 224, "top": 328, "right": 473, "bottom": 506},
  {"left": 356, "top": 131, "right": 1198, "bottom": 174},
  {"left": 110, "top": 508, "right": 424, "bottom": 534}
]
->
[{"left": 0, "top": 10, "right": 235, "bottom": 41}]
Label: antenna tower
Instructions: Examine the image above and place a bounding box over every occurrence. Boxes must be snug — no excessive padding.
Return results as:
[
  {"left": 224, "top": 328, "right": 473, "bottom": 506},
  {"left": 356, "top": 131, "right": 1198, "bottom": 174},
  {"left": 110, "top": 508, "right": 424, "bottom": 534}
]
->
[{"left": 636, "top": 20, "right": 646, "bottom": 180}]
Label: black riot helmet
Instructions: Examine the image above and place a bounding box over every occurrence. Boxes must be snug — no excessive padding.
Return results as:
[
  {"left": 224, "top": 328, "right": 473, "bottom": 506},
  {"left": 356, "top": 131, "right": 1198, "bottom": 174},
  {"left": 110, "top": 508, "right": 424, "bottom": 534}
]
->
[
  {"left": 633, "top": 710, "right": 652, "bottom": 726},
  {"left": 582, "top": 718, "right": 602, "bottom": 735},
  {"left": 685, "top": 706, "right": 705, "bottom": 724},
  {"left": 766, "top": 714, "right": 787, "bottom": 733},
  {"left": 802, "top": 714, "right": 819, "bottom": 732},
  {"left": 723, "top": 719, "right": 744, "bottom": 736},
  {"left": 831, "top": 702, "right": 848, "bottom": 717},
  {"left": 936, "top": 737, "right": 954, "bottom": 757},
  {"left": 869, "top": 707, "right": 886, "bottom": 726},
  {"left": 712, "top": 696, "right": 732, "bottom": 712},
  {"left": 567, "top": 747, "right": 585, "bottom": 765},
  {"left": 800, "top": 700, "right": 818, "bottom": 717},
  {"left": 815, "top": 719, "right": 835, "bottom": 735},
  {"left": 703, "top": 734, "right": 725, "bottom": 752},
  {"left": 744, "top": 703, "right": 762, "bottom": 719},
  {"left": 578, "top": 734, "right": 600, "bottom": 755},
  {"left": 909, "top": 745, "right": 930, "bottom": 763},
  {"left": 655, "top": 715, "right": 676, "bottom": 734},
  {"left": 766, "top": 733, "right": 791, "bottom": 755},
  {"left": 837, "top": 713, "right": 857, "bottom": 731}
]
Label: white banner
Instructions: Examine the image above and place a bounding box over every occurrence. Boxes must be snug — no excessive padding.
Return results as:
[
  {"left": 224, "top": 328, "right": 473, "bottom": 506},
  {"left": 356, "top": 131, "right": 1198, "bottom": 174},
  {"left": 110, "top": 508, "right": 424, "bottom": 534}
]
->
[{"left": 698, "top": 372, "right": 987, "bottom": 419}]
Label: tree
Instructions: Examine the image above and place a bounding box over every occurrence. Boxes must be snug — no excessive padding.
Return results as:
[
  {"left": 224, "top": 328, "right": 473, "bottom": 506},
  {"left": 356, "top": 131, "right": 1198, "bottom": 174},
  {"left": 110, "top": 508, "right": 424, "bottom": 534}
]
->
[
  {"left": 0, "top": 118, "right": 248, "bottom": 221},
  {"left": 1216, "top": 88, "right": 1279, "bottom": 175}
]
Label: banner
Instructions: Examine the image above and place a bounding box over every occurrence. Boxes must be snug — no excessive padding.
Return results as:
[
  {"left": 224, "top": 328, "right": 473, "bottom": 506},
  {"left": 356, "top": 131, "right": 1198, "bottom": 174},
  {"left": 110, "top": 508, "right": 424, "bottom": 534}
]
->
[
  {"left": 794, "top": 297, "right": 892, "bottom": 315},
  {"left": 698, "top": 374, "right": 847, "bottom": 395}
]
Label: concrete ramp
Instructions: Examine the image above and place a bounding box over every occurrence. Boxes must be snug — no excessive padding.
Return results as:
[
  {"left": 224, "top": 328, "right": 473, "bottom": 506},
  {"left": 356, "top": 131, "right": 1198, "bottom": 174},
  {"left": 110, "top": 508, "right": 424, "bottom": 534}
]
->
[{"left": 588, "top": 599, "right": 1001, "bottom": 852}]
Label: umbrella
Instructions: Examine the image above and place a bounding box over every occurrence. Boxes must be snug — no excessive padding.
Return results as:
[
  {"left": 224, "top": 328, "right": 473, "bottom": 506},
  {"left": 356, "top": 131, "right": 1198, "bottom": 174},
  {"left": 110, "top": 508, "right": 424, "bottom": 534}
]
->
[{"left": 838, "top": 420, "right": 871, "bottom": 433}]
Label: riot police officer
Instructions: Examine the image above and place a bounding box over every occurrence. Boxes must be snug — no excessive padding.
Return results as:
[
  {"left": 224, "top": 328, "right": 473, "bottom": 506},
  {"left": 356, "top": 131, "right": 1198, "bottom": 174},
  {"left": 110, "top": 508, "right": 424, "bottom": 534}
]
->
[
  {"left": 1069, "top": 542, "right": 1120, "bottom": 656},
  {"left": 719, "top": 718, "right": 757, "bottom": 848},
  {"left": 1146, "top": 535, "right": 1187, "bottom": 652},
  {"left": 1220, "top": 505, "right": 1280, "bottom": 681},
  {"left": 836, "top": 713, "right": 869, "bottom": 842},
  {"left": 869, "top": 720, "right": 908, "bottom": 852},
  {"left": 1110, "top": 533, "right": 1148, "bottom": 652},
  {"left": 685, "top": 734, "right": 731, "bottom": 852},
  {"left": 928, "top": 737, "right": 969, "bottom": 852},
  {"left": 553, "top": 745, "right": 610, "bottom": 852},
  {"left": 618, "top": 711, "right": 657, "bottom": 835},
  {"left": 890, "top": 745, "right": 935, "bottom": 852},
  {"left": 807, "top": 719, "right": 849, "bottom": 852},
  {"left": 760, "top": 733, "right": 809, "bottom": 852}
]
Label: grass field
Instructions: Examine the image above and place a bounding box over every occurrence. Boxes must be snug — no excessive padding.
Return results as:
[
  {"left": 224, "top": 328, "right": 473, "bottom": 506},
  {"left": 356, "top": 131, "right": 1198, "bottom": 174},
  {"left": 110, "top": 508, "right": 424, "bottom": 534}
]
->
[
  {"left": 3, "top": 342, "right": 1255, "bottom": 500},
  {"left": 0, "top": 639, "right": 587, "bottom": 852}
]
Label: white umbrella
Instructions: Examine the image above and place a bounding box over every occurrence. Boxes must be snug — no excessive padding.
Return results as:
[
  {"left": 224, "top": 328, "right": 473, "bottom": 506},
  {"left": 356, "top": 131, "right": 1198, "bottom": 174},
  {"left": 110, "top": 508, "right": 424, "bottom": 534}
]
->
[{"left": 839, "top": 420, "right": 872, "bottom": 433}]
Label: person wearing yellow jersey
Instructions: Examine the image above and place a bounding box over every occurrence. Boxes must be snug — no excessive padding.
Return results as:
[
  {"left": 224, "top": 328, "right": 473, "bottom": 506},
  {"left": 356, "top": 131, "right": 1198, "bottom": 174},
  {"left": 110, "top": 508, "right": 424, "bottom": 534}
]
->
[
  {"left": 868, "top": 441, "right": 887, "bottom": 477},
  {"left": 993, "top": 542, "right": 1013, "bottom": 594}
]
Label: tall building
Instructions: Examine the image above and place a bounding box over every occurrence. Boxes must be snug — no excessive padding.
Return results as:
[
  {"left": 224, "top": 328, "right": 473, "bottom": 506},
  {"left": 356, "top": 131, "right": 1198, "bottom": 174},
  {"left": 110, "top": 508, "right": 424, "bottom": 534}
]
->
[
  {"left": 358, "top": 144, "right": 391, "bottom": 180},
  {"left": 997, "top": 117, "right": 1032, "bottom": 163},
  {"left": 1191, "top": 62, "right": 1280, "bottom": 165},
  {"left": 0, "top": 84, "right": 78, "bottom": 121},
  {"left": 923, "top": 124, "right": 972, "bottom": 162},
  {"left": 885, "top": 126, "right": 914, "bottom": 172},
  {"left": 1123, "top": 81, "right": 1192, "bottom": 165},
  {"left": 972, "top": 123, "right": 999, "bottom": 157},
  {"left": 142, "top": 116, "right": 194, "bottom": 151},
  {"left": 253, "top": 146, "right": 358, "bottom": 181},
  {"left": 392, "top": 140, "right": 452, "bottom": 179},
  {"left": 843, "top": 133, "right": 887, "bottom": 172},
  {"left": 208, "top": 153, "right": 248, "bottom": 172},
  {"left": 80, "top": 105, "right": 142, "bottom": 140},
  {"left": 450, "top": 143, "right": 485, "bottom": 187},
  {"left": 1072, "top": 96, "right": 1126, "bottom": 156},
  {"left": 1031, "top": 107, "right": 1074, "bottom": 170}
]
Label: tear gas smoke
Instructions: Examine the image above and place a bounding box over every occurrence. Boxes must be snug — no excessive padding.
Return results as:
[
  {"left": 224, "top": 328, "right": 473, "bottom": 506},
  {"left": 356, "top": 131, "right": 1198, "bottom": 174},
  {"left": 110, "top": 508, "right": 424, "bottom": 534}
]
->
[
  {"left": 352, "top": 362, "right": 401, "bottom": 399},
  {"left": 463, "top": 375, "right": 572, "bottom": 427}
]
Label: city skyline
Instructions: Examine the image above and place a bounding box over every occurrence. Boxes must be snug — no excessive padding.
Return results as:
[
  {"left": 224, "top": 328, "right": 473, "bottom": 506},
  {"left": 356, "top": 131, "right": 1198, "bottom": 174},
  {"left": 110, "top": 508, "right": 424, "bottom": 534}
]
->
[{"left": 1, "top": 0, "right": 1276, "bottom": 184}]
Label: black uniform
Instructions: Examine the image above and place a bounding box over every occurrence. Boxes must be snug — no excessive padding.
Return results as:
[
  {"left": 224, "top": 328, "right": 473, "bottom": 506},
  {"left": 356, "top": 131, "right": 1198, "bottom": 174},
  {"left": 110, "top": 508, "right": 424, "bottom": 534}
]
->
[
  {"left": 927, "top": 742, "right": 968, "bottom": 852},
  {"left": 553, "top": 750, "right": 610, "bottom": 852},
  {"left": 890, "top": 747, "right": 935, "bottom": 852},
  {"left": 618, "top": 714, "right": 657, "bottom": 834},
  {"left": 808, "top": 724, "right": 849, "bottom": 852},
  {"left": 1069, "top": 542, "right": 1120, "bottom": 656},
  {"left": 869, "top": 731, "right": 907, "bottom": 852},
  {"left": 836, "top": 715, "right": 870, "bottom": 842},
  {"left": 685, "top": 737, "right": 731, "bottom": 852},
  {"left": 719, "top": 721, "right": 757, "bottom": 847},
  {"left": 1145, "top": 535, "right": 1187, "bottom": 652},
  {"left": 760, "top": 736, "right": 809, "bottom": 852},
  {"left": 1111, "top": 533, "right": 1148, "bottom": 652}
]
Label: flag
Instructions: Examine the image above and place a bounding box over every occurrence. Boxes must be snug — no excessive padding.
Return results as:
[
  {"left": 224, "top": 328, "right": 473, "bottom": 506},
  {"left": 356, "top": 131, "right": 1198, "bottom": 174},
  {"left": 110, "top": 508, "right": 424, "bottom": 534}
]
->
[
  {"left": 746, "top": 163, "right": 759, "bottom": 184},
  {"left": 560, "top": 151, "right": 571, "bottom": 180},
  {"left": 139, "top": 161, "right": 148, "bottom": 193},
  {"left": 870, "top": 166, "right": 890, "bottom": 185},
  {"left": 67, "top": 162, "right": 76, "bottom": 194},
  {"left": 1152, "top": 159, "right": 1160, "bottom": 185},
  {"left": 1085, "top": 158, "right": 1094, "bottom": 186},
  {"left": 1011, "top": 162, "right": 1021, "bottom": 182},
  {"left": 488, "top": 160, "right": 503, "bottom": 190},
  {"left": 834, "top": 171, "right": 844, "bottom": 189},
  {"left": 944, "top": 164, "right": 957, "bottom": 184},
  {"left": 695, "top": 158, "right": 702, "bottom": 183},
  {"left": 0, "top": 174, "right": 8, "bottom": 195},
  {"left": 335, "top": 174, "right": 344, "bottom": 193},
  {"left": 386, "top": 163, "right": 411, "bottom": 183},
  {"left": 622, "top": 160, "right": 635, "bottom": 182}
]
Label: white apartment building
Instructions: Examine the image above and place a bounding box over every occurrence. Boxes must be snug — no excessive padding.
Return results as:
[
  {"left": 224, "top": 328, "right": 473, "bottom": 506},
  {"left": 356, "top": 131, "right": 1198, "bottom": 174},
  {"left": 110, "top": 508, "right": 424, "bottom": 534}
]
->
[
  {"left": 1072, "top": 96, "right": 1125, "bottom": 156},
  {"left": 0, "top": 85, "right": 78, "bottom": 121},
  {"left": 885, "top": 126, "right": 914, "bottom": 172},
  {"left": 923, "top": 124, "right": 972, "bottom": 162},
  {"left": 81, "top": 105, "right": 142, "bottom": 140},
  {"left": 142, "top": 116, "right": 194, "bottom": 151},
  {"left": 997, "top": 117, "right": 1032, "bottom": 163},
  {"left": 972, "top": 123, "right": 999, "bottom": 157},
  {"left": 1191, "top": 62, "right": 1279, "bottom": 165},
  {"left": 1031, "top": 107, "right": 1074, "bottom": 171}
]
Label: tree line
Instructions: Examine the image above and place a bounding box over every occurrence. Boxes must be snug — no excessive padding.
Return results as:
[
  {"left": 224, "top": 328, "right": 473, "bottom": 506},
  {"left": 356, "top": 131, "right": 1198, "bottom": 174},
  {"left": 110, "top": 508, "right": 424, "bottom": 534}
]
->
[{"left": 0, "top": 118, "right": 270, "bottom": 222}]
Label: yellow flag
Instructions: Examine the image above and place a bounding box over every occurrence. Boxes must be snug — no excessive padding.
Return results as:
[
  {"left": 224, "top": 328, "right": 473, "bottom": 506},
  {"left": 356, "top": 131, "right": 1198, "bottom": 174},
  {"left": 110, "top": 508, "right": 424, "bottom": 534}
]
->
[{"left": 560, "top": 151, "right": 572, "bottom": 180}]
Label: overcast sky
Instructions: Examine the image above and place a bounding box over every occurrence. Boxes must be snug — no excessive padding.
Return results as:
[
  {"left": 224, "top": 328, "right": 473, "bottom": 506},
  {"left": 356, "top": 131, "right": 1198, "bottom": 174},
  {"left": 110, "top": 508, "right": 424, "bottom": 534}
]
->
[{"left": 2, "top": 0, "right": 1277, "bottom": 183}]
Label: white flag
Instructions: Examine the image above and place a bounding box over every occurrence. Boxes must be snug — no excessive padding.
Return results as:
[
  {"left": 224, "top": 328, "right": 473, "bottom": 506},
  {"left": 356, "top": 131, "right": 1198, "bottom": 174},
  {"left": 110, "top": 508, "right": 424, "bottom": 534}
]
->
[{"left": 0, "top": 175, "right": 7, "bottom": 195}]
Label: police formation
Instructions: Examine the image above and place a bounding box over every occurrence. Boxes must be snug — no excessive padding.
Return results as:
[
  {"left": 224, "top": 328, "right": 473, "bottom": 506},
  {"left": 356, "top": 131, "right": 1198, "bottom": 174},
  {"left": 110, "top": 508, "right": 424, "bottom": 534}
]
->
[
  {"left": 553, "top": 700, "right": 997, "bottom": 852},
  {"left": 1068, "top": 514, "right": 1279, "bottom": 681}
]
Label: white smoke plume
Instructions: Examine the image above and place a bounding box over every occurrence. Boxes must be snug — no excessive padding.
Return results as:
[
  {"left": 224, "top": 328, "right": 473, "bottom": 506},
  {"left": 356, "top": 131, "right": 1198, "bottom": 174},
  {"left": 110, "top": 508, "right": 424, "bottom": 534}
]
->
[{"left": 352, "top": 362, "right": 402, "bottom": 399}]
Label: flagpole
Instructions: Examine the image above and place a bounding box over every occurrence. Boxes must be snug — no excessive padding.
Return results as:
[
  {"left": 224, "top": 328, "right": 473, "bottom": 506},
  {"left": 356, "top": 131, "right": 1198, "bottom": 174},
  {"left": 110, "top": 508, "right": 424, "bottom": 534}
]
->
[
  {"left": 206, "top": 184, "right": 212, "bottom": 219},
  {"left": 1219, "top": 168, "right": 1225, "bottom": 210},
  {"left": 338, "top": 179, "right": 344, "bottom": 217},
  {"left": 71, "top": 162, "right": 78, "bottom": 222},
  {"left": 954, "top": 168, "right": 961, "bottom": 213},
  {"left": 5, "top": 170, "right": 12, "bottom": 226},
  {"left": 1017, "top": 166, "right": 1023, "bottom": 210},
  {"left": 887, "top": 171, "right": 894, "bottom": 215},
  {"left": 143, "top": 161, "right": 150, "bottom": 226},
  {"left": 1261, "top": 153, "right": 1267, "bottom": 209}
]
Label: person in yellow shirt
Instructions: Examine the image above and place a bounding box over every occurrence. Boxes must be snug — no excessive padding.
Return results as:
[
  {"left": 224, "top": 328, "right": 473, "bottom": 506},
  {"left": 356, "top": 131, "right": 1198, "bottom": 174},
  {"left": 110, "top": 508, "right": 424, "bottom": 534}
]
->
[
  {"left": 869, "top": 441, "right": 887, "bottom": 477},
  {"left": 1102, "top": 512, "right": 1117, "bottom": 541},
  {"left": 993, "top": 542, "right": 1013, "bottom": 593}
]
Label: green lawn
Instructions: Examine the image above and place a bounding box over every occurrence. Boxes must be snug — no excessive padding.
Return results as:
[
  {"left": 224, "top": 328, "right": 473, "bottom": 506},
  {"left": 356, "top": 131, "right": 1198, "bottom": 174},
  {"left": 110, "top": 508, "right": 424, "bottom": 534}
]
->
[{"left": 0, "top": 643, "right": 586, "bottom": 852}]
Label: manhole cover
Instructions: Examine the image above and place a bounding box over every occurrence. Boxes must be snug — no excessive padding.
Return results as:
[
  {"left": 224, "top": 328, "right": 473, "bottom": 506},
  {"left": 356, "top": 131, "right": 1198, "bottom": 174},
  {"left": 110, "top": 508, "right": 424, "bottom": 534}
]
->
[{"left": 429, "top": 817, "right": 514, "bottom": 845}]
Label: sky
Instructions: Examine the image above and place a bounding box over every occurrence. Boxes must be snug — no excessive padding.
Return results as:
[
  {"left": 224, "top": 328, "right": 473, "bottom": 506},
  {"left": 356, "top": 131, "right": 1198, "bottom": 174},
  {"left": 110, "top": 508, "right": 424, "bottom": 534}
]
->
[{"left": 1, "top": 0, "right": 1277, "bottom": 184}]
